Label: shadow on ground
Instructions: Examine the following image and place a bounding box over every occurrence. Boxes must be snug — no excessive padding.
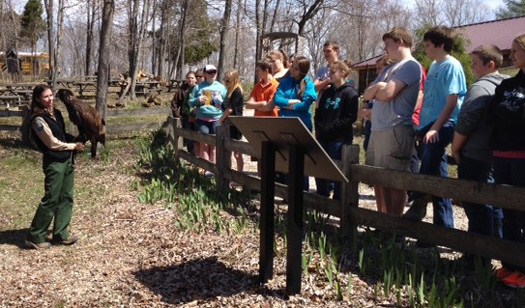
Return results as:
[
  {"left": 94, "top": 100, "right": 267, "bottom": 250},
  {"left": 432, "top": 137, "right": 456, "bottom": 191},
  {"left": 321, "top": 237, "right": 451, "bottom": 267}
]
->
[
  {"left": 134, "top": 256, "right": 259, "bottom": 305},
  {"left": 0, "top": 228, "right": 29, "bottom": 249}
]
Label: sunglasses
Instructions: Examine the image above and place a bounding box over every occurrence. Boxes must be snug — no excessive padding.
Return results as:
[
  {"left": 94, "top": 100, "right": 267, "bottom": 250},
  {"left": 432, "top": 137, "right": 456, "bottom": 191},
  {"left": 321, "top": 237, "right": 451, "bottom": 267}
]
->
[{"left": 205, "top": 70, "right": 217, "bottom": 74}]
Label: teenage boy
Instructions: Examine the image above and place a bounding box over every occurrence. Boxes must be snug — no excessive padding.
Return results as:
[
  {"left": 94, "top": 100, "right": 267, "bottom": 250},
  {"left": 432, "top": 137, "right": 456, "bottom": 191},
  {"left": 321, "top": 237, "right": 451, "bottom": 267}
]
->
[
  {"left": 404, "top": 26, "right": 467, "bottom": 228},
  {"left": 245, "top": 60, "right": 280, "bottom": 175},
  {"left": 245, "top": 60, "right": 279, "bottom": 116},
  {"left": 314, "top": 41, "right": 340, "bottom": 93},
  {"left": 451, "top": 45, "right": 508, "bottom": 265},
  {"left": 363, "top": 28, "right": 422, "bottom": 216}
]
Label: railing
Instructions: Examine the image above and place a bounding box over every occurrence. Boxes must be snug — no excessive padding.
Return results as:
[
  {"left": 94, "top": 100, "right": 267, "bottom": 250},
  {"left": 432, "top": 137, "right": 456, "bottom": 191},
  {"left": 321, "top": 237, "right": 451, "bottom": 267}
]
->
[
  {"left": 0, "top": 106, "right": 171, "bottom": 143},
  {"left": 166, "top": 116, "right": 525, "bottom": 268}
]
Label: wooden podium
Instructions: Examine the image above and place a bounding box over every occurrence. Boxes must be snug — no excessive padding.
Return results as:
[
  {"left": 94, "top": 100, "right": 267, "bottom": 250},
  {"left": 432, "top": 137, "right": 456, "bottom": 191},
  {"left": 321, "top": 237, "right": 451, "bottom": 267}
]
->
[{"left": 230, "top": 116, "right": 348, "bottom": 294}]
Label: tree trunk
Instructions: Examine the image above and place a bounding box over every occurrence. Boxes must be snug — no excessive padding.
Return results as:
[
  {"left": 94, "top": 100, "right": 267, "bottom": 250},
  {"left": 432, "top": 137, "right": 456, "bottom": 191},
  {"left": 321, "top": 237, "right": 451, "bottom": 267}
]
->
[
  {"left": 52, "top": 0, "right": 64, "bottom": 86},
  {"left": 9, "top": 0, "right": 19, "bottom": 52},
  {"left": 128, "top": 0, "right": 139, "bottom": 99},
  {"left": 296, "top": 0, "right": 324, "bottom": 36},
  {"left": 217, "top": 0, "right": 232, "bottom": 81},
  {"left": 128, "top": 0, "right": 152, "bottom": 100},
  {"left": 0, "top": 0, "right": 3, "bottom": 49},
  {"left": 178, "top": 0, "right": 189, "bottom": 79},
  {"left": 151, "top": 0, "right": 157, "bottom": 76},
  {"left": 233, "top": 0, "right": 241, "bottom": 68},
  {"left": 44, "top": 0, "right": 55, "bottom": 86},
  {"left": 96, "top": 0, "right": 115, "bottom": 120},
  {"left": 85, "top": 0, "right": 97, "bottom": 76},
  {"left": 254, "top": 0, "right": 262, "bottom": 83},
  {"left": 30, "top": 36, "right": 36, "bottom": 79},
  {"left": 157, "top": 0, "right": 170, "bottom": 79},
  {"left": 269, "top": 0, "right": 280, "bottom": 33}
]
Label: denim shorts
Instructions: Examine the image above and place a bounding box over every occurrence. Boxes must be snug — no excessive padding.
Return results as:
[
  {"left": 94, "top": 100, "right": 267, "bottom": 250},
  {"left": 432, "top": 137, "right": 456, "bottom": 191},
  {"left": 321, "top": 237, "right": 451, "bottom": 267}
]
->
[{"left": 196, "top": 119, "right": 219, "bottom": 134}]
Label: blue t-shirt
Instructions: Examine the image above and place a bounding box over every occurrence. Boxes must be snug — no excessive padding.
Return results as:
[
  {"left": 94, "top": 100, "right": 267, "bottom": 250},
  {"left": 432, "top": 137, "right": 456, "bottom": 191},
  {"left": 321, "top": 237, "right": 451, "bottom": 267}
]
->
[{"left": 419, "top": 56, "right": 467, "bottom": 129}]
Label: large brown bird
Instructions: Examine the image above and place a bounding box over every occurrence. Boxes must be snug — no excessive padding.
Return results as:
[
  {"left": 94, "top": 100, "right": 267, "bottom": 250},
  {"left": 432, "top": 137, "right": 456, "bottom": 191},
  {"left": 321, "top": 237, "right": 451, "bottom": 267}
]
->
[{"left": 56, "top": 89, "right": 106, "bottom": 158}]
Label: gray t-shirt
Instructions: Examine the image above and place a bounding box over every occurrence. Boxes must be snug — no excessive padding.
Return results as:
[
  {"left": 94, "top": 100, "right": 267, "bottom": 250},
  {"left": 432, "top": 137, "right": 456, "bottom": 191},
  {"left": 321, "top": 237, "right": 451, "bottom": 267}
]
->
[
  {"left": 314, "top": 65, "right": 330, "bottom": 81},
  {"left": 371, "top": 58, "right": 422, "bottom": 131}
]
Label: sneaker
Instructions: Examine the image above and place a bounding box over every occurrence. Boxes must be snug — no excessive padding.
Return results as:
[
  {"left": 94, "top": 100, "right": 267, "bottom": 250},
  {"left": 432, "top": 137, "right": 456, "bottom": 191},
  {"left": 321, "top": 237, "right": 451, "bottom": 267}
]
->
[
  {"left": 502, "top": 271, "right": 525, "bottom": 288},
  {"left": 25, "top": 239, "right": 51, "bottom": 249},
  {"left": 204, "top": 171, "right": 214, "bottom": 178},
  {"left": 496, "top": 267, "right": 515, "bottom": 280},
  {"left": 403, "top": 197, "right": 429, "bottom": 221},
  {"left": 52, "top": 235, "right": 78, "bottom": 246}
]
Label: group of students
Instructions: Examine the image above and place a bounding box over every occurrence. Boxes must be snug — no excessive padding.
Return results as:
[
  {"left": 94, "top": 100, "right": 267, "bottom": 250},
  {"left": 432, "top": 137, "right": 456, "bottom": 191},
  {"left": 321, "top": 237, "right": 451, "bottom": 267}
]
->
[
  {"left": 171, "top": 28, "right": 525, "bottom": 286},
  {"left": 362, "top": 26, "right": 525, "bottom": 287},
  {"left": 23, "top": 22, "right": 525, "bottom": 288},
  {"left": 173, "top": 42, "right": 359, "bottom": 194}
]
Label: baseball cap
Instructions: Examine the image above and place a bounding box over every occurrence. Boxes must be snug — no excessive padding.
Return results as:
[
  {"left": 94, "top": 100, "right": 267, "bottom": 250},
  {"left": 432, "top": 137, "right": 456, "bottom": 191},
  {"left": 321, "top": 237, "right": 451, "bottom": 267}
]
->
[{"left": 204, "top": 64, "right": 217, "bottom": 73}]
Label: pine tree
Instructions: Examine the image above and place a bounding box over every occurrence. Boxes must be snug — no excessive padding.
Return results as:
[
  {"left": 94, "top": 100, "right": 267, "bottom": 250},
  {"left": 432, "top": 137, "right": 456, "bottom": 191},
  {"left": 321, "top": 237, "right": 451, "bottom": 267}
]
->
[
  {"left": 496, "top": 0, "right": 525, "bottom": 19},
  {"left": 20, "top": 0, "right": 46, "bottom": 77}
]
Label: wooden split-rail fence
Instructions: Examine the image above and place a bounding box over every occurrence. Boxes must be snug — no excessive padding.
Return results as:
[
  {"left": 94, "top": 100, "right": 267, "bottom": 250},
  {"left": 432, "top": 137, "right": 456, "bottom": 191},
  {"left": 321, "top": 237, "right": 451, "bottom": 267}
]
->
[
  {"left": 166, "top": 116, "right": 525, "bottom": 268},
  {"left": 0, "top": 106, "right": 171, "bottom": 143}
]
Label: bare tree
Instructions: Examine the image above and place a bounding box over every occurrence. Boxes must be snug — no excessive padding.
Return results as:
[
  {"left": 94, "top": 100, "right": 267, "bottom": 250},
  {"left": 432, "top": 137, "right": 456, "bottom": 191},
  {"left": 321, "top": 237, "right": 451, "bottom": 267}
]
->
[
  {"left": 43, "top": 0, "right": 66, "bottom": 87},
  {"left": 443, "top": 0, "right": 488, "bottom": 27},
  {"left": 304, "top": 6, "right": 334, "bottom": 73},
  {"left": 412, "top": 0, "right": 445, "bottom": 28},
  {"left": 218, "top": 0, "right": 233, "bottom": 80},
  {"left": 233, "top": 0, "right": 242, "bottom": 68},
  {"left": 96, "top": 0, "right": 115, "bottom": 120},
  {"left": 0, "top": 0, "right": 4, "bottom": 52},
  {"left": 127, "top": 0, "right": 153, "bottom": 99},
  {"left": 295, "top": 0, "right": 325, "bottom": 36},
  {"left": 178, "top": 0, "right": 189, "bottom": 78},
  {"left": 85, "top": 0, "right": 99, "bottom": 76}
]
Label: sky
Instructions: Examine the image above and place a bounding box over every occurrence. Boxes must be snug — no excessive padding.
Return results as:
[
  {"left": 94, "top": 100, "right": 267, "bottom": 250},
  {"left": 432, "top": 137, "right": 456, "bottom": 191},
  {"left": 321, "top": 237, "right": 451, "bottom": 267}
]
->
[
  {"left": 12, "top": 0, "right": 507, "bottom": 23},
  {"left": 481, "top": 0, "right": 506, "bottom": 10},
  {"left": 403, "top": 0, "right": 505, "bottom": 15}
]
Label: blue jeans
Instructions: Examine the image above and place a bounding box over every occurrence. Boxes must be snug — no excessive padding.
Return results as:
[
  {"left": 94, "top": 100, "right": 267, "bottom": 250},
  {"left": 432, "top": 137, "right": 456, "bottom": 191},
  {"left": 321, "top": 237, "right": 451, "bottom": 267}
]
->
[
  {"left": 315, "top": 140, "right": 346, "bottom": 200},
  {"left": 458, "top": 156, "right": 503, "bottom": 239},
  {"left": 493, "top": 156, "right": 525, "bottom": 271},
  {"left": 363, "top": 120, "right": 372, "bottom": 152},
  {"left": 415, "top": 122, "right": 455, "bottom": 228}
]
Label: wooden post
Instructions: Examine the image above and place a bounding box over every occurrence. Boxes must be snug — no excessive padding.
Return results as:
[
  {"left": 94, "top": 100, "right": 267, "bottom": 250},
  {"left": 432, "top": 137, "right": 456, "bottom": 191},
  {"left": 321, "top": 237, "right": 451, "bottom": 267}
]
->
[
  {"left": 216, "top": 124, "right": 231, "bottom": 194},
  {"left": 259, "top": 140, "right": 276, "bottom": 283},
  {"left": 20, "top": 105, "right": 31, "bottom": 146},
  {"left": 286, "top": 144, "right": 305, "bottom": 295},
  {"left": 340, "top": 144, "right": 360, "bottom": 245},
  {"left": 170, "top": 117, "right": 182, "bottom": 154}
]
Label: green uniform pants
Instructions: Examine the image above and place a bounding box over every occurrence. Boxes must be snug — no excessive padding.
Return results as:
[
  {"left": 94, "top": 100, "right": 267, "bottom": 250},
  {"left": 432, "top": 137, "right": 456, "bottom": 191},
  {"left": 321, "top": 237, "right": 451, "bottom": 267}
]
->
[{"left": 28, "top": 157, "right": 74, "bottom": 243}]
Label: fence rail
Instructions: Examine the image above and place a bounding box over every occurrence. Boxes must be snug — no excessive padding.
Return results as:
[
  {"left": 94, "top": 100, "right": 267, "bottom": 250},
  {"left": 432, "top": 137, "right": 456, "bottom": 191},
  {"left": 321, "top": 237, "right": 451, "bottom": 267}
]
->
[
  {"left": 0, "top": 106, "right": 171, "bottom": 142},
  {"left": 166, "top": 116, "right": 525, "bottom": 268}
]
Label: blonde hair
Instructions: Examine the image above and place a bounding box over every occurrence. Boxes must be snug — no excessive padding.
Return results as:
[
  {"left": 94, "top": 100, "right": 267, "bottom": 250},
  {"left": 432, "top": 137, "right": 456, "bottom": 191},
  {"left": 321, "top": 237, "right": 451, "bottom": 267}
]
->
[
  {"left": 330, "top": 61, "right": 351, "bottom": 78},
  {"left": 225, "top": 69, "right": 243, "bottom": 98},
  {"left": 267, "top": 50, "right": 290, "bottom": 68},
  {"left": 514, "top": 33, "right": 525, "bottom": 51}
]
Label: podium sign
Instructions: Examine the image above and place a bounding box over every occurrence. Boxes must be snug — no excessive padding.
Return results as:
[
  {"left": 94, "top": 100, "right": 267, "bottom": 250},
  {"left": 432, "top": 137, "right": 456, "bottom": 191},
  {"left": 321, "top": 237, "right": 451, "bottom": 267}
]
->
[
  {"left": 230, "top": 116, "right": 348, "bottom": 295},
  {"left": 230, "top": 116, "right": 347, "bottom": 182}
]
